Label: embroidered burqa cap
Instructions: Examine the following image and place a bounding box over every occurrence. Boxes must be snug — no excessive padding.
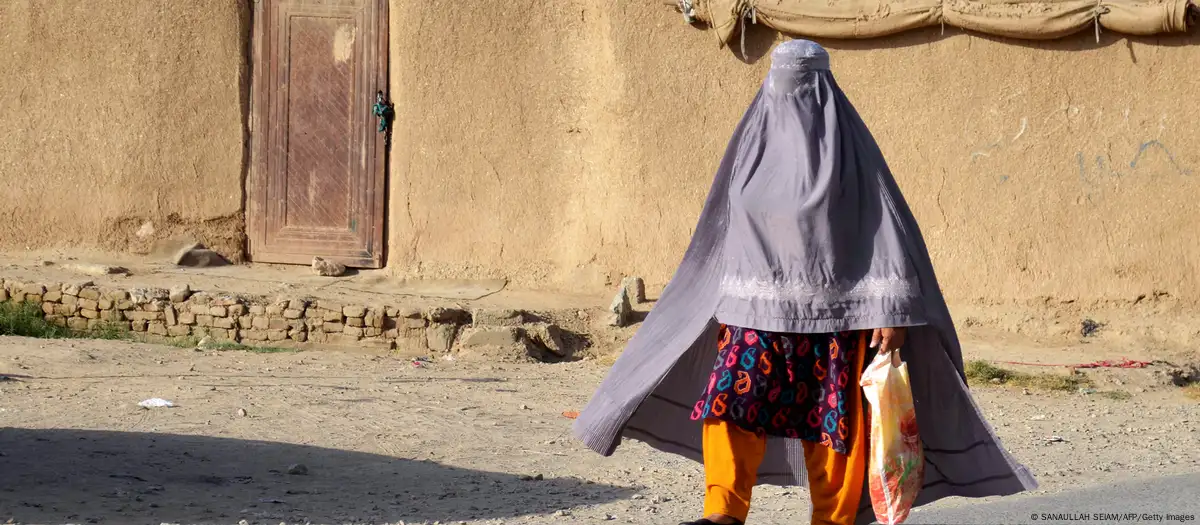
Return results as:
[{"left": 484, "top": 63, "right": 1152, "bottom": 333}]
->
[{"left": 573, "top": 40, "right": 1037, "bottom": 523}]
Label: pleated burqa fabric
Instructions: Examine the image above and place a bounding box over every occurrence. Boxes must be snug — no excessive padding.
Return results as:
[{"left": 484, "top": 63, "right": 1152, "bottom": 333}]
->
[{"left": 573, "top": 40, "right": 1037, "bottom": 524}]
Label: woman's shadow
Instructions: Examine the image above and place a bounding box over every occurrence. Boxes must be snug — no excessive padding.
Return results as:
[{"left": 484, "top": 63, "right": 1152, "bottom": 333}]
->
[{"left": 0, "top": 428, "right": 631, "bottom": 524}]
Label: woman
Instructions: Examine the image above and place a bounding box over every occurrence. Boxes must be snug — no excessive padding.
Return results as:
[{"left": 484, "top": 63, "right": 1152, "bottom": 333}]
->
[{"left": 573, "top": 40, "right": 1037, "bottom": 525}]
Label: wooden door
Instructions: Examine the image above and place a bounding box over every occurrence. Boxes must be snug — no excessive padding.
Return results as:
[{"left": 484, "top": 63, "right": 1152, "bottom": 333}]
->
[{"left": 249, "top": 0, "right": 389, "bottom": 268}]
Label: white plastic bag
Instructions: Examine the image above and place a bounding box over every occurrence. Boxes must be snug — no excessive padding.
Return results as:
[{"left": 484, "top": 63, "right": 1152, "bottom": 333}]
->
[
  {"left": 859, "top": 351, "right": 924, "bottom": 525},
  {"left": 138, "top": 398, "right": 176, "bottom": 409}
]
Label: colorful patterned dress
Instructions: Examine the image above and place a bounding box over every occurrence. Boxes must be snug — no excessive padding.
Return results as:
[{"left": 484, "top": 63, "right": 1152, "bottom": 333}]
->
[{"left": 691, "top": 324, "right": 864, "bottom": 455}]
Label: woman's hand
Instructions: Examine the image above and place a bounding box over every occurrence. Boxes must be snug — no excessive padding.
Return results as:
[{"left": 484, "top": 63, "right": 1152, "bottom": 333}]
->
[{"left": 870, "top": 327, "right": 907, "bottom": 354}]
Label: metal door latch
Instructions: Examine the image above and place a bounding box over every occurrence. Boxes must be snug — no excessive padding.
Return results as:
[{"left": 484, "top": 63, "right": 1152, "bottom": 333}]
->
[{"left": 372, "top": 91, "right": 394, "bottom": 134}]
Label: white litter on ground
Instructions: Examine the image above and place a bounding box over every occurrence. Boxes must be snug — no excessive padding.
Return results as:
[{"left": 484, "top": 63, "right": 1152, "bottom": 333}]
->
[{"left": 138, "top": 398, "right": 176, "bottom": 409}]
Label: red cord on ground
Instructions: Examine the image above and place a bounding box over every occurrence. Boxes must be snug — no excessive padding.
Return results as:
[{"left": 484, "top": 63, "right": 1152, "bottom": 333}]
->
[{"left": 995, "top": 359, "right": 1151, "bottom": 369}]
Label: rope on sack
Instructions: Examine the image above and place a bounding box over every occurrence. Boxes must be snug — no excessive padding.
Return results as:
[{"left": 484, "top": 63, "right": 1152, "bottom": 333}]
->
[
  {"left": 1093, "top": 0, "right": 1110, "bottom": 43},
  {"left": 738, "top": 2, "right": 758, "bottom": 61},
  {"left": 940, "top": 0, "right": 946, "bottom": 36}
]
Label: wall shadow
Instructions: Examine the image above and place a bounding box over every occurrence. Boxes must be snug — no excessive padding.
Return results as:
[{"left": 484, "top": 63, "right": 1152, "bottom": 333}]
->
[
  {"left": 0, "top": 428, "right": 631, "bottom": 524},
  {"left": 236, "top": 0, "right": 254, "bottom": 263}
]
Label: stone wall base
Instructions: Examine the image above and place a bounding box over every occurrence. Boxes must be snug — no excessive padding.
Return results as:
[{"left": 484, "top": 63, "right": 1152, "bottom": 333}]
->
[{"left": 0, "top": 278, "right": 581, "bottom": 361}]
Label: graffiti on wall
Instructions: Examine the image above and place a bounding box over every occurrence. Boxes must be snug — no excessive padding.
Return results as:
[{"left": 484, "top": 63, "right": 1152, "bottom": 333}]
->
[
  {"left": 968, "top": 104, "right": 1193, "bottom": 192},
  {"left": 1078, "top": 140, "right": 1191, "bottom": 181},
  {"left": 1076, "top": 140, "right": 1192, "bottom": 201}
]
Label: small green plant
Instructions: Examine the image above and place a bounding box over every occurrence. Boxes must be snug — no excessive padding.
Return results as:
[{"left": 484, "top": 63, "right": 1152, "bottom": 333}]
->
[
  {"left": 965, "top": 360, "right": 1092, "bottom": 392},
  {"left": 0, "top": 302, "right": 71, "bottom": 338},
  {"left": 1184, "top": 385, "right": 1200, "bottom": 401},
  {"left": 208, "top": 341, "right": 295, "bottom": 353},
  {"left": 87, "top": 320, "right": 131, "bottom": 341},
  {"left": 965, "top": 360, "right": 1016, "bottom": 383},
  {"left": 161, "top": 335, "right": 294, "bottom": 354},
  {"left": 1097, "top": 390, "right": 1133, "bottom": 401},
  {"left": 239, "top": 345, "right": 295, "bottom": 354},
  {"left": 164, "top": 336, "right": 202, "bottom": 349},
  {"left": 0, "top": 303, "right": 298, "bottom": 355},
  {"left": 0, "top": 302, "right": 137, "bottom": 341}
]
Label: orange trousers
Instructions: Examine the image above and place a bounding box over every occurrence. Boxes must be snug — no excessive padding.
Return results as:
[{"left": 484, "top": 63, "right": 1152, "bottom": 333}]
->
[{"left": 701, "top": 333, "right": 868, "bottom": 525}]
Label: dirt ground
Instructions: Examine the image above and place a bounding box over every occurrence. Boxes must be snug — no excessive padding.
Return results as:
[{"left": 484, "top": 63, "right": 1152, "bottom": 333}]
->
[{"left": 1, "top": 333, "right": 1197, "bottom": 525}]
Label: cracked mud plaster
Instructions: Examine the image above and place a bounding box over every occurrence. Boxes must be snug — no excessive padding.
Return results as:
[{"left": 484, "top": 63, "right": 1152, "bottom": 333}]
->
[{"left": 103, "top": 213, "right": 247, "bottom": 263}]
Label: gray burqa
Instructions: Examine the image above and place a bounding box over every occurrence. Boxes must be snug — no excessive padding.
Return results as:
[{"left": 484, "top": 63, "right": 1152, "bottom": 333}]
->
[{"left": 572, "top": 40, "right": 1038, "bottom": 524}]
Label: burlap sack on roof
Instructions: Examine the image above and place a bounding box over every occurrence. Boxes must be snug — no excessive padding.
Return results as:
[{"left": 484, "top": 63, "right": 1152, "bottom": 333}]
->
[{"left": 690, "top": 0, "right": 1195, "bottom": 43}]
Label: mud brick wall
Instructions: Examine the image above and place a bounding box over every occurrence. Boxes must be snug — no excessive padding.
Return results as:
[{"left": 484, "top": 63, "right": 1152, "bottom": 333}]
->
[
  {"left": 0, "top": 278, "right": 568, "bottom": 358},
  {"left": 389, "top": 3, "right": 1200, "bottom": 303},
  {"left": 0, "top": 1, "right": 248, "bottom": 259}
]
